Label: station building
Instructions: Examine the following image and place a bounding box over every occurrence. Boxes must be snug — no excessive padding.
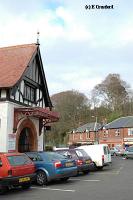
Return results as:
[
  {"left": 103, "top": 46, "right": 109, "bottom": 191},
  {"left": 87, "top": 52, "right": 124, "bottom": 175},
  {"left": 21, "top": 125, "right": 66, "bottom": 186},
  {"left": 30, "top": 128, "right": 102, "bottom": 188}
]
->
[{"left": 0, "top": 43, "right": 59, "bottom": 152}]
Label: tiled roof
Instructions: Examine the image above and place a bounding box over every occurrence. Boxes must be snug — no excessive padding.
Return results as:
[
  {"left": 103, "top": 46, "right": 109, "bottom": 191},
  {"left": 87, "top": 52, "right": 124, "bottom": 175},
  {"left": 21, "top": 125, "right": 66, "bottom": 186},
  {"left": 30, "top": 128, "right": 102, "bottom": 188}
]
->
[
  {"left": 0, "top": 43, "right": 37, "bottom": 88},
  {"left": 75, "top": 122, "right": 101, "bottom": 133},
  {"left": 105, "top": 116, "right": 133, "bottom": 129}
]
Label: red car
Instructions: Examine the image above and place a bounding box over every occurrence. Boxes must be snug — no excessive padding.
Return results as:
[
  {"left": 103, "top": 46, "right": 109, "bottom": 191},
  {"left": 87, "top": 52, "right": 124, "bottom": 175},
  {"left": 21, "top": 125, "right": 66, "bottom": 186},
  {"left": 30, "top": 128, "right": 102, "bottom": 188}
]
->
[{"left": 0, "top": 152, "right": 36, "bottom": 194}]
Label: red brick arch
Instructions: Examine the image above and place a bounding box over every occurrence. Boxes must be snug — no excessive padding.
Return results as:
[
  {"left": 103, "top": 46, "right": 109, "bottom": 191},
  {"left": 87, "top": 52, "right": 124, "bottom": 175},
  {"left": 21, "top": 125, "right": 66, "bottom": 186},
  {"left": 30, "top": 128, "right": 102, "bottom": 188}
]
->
[{"left": 16, "top": 118, "right": 37, "bottom": 152}]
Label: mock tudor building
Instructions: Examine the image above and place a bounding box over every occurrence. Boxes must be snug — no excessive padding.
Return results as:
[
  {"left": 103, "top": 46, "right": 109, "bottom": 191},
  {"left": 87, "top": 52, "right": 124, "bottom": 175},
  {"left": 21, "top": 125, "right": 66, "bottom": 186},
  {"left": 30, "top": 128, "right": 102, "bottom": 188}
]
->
[{"left": 0, "top": 43, "right": 59, "bottom": 152}]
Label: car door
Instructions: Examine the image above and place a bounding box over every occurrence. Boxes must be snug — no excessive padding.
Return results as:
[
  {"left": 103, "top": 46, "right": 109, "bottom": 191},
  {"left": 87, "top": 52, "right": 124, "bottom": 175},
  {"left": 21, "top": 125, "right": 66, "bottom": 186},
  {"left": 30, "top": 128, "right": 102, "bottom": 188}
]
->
[{"left": 127, "top": 147, "right": 133, "bottom": 158}]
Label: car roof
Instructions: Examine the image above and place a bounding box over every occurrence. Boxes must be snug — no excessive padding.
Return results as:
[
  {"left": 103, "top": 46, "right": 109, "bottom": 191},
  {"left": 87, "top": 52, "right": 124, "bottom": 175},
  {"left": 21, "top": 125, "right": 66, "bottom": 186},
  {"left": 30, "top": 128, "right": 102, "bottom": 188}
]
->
[{"left": 0, "top": 152, "right": 25, "bottom": 156}]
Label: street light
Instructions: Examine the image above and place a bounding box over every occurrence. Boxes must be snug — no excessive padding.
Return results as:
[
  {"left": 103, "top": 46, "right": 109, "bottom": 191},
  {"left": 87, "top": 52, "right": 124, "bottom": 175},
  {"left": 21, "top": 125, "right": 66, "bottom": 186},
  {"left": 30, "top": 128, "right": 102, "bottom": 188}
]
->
[{"left": 92, "top": 116, "right": 98, "bottom": 144}]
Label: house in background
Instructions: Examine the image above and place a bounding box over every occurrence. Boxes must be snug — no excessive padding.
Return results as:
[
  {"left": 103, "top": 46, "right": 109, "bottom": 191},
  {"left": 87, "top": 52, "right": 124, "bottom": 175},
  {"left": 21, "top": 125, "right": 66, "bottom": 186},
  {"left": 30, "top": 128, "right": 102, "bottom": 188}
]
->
[
  {"left": 68, "top": 116, "right": 133, "bottom": 148},
  {"left": 0, "top": 43, "right": 59, "bottom": 152},
  {"left": 68, "top": 122, "right": 102, "bottom": 146},
  {"left": 99, "top": 116, "right": 133, "bottom": 148}
]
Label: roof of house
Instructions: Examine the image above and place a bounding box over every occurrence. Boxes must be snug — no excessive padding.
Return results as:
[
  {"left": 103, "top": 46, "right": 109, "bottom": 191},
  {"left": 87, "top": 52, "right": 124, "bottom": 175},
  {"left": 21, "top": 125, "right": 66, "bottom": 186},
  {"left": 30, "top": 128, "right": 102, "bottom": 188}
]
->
[
  {"left": 74, "top": 122, "right": 101, "bottom": 133},
  {"left": 0, "top": 43, "right": 37, "bottom": 88},
  {"left": 105, "top": 116, "right": 133, "bottom": 129}
]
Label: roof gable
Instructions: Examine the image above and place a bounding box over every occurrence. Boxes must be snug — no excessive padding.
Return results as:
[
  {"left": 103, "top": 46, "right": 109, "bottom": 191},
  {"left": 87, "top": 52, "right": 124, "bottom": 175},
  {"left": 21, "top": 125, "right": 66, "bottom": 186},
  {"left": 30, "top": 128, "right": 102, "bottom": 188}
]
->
[
  {"left": 0, "top": 43, "right": 37, "bottom": 88},
  {"left": 75, "top": 122, "right": 101, "bottom": 132},
  {"left": 105, "top": 116, "right": 133, "bottom": 129}
]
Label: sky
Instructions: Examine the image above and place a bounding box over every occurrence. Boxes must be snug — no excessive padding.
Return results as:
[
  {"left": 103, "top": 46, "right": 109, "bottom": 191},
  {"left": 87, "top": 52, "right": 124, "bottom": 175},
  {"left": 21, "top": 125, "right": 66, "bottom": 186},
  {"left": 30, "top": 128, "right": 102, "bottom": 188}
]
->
[{"left": 0, "top": 0, "right": 133, "bottom": 97}]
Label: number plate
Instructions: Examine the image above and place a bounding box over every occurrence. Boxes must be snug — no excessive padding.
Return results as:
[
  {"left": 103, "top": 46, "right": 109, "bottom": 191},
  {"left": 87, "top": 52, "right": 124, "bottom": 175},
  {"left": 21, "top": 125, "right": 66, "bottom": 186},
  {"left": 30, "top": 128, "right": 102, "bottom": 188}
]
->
[
  {"left": 65, "top": 162, "right": 74, "bottom": 167},
  {"left": 19, "top": 177, "right": 30, "bottom": 183},
  {"left": 86, "top": 160, "right": 91, "bottom": 164}
]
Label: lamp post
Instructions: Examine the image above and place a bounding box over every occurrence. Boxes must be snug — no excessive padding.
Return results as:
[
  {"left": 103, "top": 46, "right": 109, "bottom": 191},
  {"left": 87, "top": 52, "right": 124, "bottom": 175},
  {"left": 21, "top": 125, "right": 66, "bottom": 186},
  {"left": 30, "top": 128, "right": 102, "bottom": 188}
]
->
[{"left": 92, "top": 116, "right": 98, "bottom": 144}]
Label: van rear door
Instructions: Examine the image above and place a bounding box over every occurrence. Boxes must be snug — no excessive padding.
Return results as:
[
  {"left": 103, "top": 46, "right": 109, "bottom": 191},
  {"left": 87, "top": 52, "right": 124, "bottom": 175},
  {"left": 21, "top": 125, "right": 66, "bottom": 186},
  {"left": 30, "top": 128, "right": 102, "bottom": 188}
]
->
[{"left": 103, "top": 146, "right": 111, "bottom": 164}]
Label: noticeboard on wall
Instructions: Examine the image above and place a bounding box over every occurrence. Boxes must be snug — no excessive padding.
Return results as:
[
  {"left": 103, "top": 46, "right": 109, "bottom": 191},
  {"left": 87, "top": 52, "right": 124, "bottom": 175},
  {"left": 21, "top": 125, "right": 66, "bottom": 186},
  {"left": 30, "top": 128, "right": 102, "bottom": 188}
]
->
[{"left": 8, "top": 134, "right": 16, "bottom": 152}]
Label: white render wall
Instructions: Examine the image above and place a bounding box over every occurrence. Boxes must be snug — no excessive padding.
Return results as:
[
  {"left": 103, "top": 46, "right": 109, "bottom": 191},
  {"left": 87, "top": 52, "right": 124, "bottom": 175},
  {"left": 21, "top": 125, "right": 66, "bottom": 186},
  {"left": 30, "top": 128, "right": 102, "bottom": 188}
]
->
[
  {"left": 31, "top": 117, "right": 43, "bottom": 151},
  {"left": 0, "top": 101, "right": 18, "bottom": 152},
  {"left": 0, "top": 101, "right": 42, "bottom": 152}
]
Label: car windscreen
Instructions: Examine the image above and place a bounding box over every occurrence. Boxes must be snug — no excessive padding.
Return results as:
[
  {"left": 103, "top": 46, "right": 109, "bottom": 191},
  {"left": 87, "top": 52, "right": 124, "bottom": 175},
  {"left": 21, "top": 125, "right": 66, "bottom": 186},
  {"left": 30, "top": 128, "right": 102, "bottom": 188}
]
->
[
  {"left": 7, "top": 155, "right": 32, "bottom": 166},
  {"left": 40, "top": 152, "right": 67, "bottom": 162}
]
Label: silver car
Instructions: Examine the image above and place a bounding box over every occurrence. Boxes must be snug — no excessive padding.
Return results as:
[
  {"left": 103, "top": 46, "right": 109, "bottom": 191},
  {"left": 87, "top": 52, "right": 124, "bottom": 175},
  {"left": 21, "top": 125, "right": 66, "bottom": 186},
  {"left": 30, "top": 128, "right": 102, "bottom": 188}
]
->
[
  {"left": 124, "top": 146, "right": 133, "bottom": 159},
  {"left": 110, "top": 147, "right": 125, "bottom": 156}
]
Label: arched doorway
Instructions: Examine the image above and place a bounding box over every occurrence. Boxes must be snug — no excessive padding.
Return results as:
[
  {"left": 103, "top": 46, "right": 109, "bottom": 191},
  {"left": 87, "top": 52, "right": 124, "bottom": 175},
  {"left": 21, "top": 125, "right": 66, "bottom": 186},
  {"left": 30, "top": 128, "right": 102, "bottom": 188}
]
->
[
  {"left": 18, "top": 127, "right": 32, "bottom": 152},
  {"left": 16, "top": 118, "right": 37, "bottom": 152}
]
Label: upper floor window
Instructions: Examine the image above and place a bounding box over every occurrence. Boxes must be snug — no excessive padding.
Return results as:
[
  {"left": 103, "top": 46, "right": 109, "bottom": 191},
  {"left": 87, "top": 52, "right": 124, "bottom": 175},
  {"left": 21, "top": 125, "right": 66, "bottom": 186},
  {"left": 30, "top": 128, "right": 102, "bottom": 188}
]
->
[
  {"left": 128, "top": 128, "right": 133, "bottom": 136},
  {"left": 86, "top": 130, "right": 90, "bottom": 139},
  {"left": 24, "top": 83, "right": 36, "bottom": 103},
  {"left": 79, "top": 133, "right": 82, "bottom": 140},
  {"left": 103, "top": 130, "right": 108, "bottom": 137},
  {"left": 115, "top": 129, "right": 120, "bottom": 136}
]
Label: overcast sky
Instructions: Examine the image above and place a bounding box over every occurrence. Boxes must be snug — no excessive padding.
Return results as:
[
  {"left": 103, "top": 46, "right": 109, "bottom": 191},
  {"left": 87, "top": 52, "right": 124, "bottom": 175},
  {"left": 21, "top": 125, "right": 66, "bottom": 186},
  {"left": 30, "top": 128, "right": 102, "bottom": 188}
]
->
[{"left": 0, "top": 0, "right": 133, "bottom": 97}]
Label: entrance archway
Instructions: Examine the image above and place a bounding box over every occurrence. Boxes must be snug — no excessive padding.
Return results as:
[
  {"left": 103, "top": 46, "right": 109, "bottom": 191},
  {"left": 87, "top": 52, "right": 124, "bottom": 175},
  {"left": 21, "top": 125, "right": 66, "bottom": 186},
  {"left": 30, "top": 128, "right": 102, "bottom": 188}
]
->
[
  {"left": 16, "top": 118, "right": 37, "bottom": 152},
  {"left": 18, "top": 127, "right": 32, "bottom": 152}
]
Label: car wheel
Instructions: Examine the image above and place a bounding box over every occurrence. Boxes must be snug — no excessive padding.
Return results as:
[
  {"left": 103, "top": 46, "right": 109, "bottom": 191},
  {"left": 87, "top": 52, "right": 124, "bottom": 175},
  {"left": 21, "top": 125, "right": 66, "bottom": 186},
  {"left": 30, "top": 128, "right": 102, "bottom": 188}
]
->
[
  {"left": 97, "top": 166, "right": 103, "bottom": 170},
  {"left": 93, "top": 162, "right": 98, "bottom": 171},
  {"left": 36, "top": 171, "right": 47, "bottom": 186},
  {"left": 124, "top": 155, "right": 128, "bottom": 159},
  {"left": 0, "top": 185, "right": 8, "bottom": 195},
  {"left": 22, "top": 183, "right": 31, "bottom": 190},
  {"left": 60, "top": 177, "right": 69, "bottom": 181},
  {"left": 83, "top": 170, "right": 89, "bottom": 175}
]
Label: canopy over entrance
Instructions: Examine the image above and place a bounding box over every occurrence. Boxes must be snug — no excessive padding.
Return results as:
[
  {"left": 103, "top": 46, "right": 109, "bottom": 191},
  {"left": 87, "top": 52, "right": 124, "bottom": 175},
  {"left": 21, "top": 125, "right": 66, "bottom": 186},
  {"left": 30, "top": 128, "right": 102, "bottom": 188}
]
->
[{"left": 14, "top": 107, "right": 59, "bottom": 134}]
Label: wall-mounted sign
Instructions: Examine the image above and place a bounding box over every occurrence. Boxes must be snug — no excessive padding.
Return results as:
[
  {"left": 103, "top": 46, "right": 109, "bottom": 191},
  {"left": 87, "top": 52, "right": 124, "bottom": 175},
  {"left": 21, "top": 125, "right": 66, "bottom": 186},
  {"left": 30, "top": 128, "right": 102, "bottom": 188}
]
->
[
  {"left": 124, "top": 138, "right": 133, "bottom": 142},
  {"left": 8, "top": 134, "right": 16, "bottom": 152}
]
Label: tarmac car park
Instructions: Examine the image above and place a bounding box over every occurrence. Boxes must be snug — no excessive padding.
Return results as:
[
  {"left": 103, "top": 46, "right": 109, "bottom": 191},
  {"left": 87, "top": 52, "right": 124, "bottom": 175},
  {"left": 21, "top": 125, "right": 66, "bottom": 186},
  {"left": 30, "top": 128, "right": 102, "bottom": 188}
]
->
[{"left": 1, "top": 156, "right": 133, "bottom": 200}]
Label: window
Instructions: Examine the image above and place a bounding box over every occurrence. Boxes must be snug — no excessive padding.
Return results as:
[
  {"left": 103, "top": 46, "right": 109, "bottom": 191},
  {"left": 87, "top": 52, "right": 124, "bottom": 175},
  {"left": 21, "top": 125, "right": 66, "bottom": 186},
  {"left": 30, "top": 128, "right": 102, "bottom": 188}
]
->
[
  {"left": 24, "top": 83, "right": 36, "bottom": 102},
  {"left": 86, "top": 132, "right": 90, "bottom": 139},
  {"left": 103, "top": 130, "right": 108, "bottom": 137},
  {"left": 115, "top": 129, "right": 120, "bottom": 136},
  {"left": 86, "top": 129, "right": 90, "bottom": 139},
  {"left": 7, "top": 155, "right": 32, "bottom": 166},
  {"left": 103, "top": 146, "right": 110, "bottom": 155},
  {"left": 79, "top": 133, "right": 82, "bottom": 140},
  {"left": 128, "top": 128, "right": 133, "bottom": 136}
]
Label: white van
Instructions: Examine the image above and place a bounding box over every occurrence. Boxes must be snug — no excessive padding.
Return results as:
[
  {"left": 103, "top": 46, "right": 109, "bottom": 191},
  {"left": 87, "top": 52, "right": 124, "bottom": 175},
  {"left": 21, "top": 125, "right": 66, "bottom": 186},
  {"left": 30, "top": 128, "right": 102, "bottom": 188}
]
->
[{"left": 76, "top": 144, "right": 111, "bottom": 169}]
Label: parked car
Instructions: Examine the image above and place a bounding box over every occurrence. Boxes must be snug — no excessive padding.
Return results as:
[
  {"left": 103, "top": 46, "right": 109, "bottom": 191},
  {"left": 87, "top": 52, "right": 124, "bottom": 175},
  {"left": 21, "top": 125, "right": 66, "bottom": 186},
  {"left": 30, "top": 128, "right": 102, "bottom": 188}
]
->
[
  {"left": 76, "top": 144, "right": 111, "bottom": 169},
  {"left": 0, "top": 152, "right": 36, "bottom": 194},
  {"left": 25, "top": 151, "right": 77, "bottom": 185},
  {"left": 110, "top": 147, "right": 120, "bottom": 156},
  {"left": 123, "top": 146, "right": 133, "bottom": 159},
  {"left": 55, "top": 148, "right": 94, "bottom": 174},
  {"left": 110, "top": 147, "right": 125, "bottom": 156}
]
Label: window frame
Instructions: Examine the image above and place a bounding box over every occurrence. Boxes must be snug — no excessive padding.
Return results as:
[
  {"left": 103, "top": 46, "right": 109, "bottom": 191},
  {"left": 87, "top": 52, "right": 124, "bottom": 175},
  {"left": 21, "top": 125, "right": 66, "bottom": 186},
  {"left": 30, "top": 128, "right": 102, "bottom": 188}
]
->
[{"left": 23, "top": 82, "right": 36, "bottom": 103}]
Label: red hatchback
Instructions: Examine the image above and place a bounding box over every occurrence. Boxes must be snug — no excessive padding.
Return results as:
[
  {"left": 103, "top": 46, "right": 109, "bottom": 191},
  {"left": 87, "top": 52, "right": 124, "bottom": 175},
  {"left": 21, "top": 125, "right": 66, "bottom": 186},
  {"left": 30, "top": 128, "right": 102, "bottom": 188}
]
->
[{"left": 0, "top": 152, "right": 36, "bottom": 194}]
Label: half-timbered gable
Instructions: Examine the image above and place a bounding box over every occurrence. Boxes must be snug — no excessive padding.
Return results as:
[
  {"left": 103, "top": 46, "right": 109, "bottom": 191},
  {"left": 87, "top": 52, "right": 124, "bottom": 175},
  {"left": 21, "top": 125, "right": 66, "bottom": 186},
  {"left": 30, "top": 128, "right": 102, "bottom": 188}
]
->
[
  {"left": 0, "top": 43, "right": 59, "bottom": 153},
  {"left": 0, "top": 44, "right": 52, "bottom": 108}
]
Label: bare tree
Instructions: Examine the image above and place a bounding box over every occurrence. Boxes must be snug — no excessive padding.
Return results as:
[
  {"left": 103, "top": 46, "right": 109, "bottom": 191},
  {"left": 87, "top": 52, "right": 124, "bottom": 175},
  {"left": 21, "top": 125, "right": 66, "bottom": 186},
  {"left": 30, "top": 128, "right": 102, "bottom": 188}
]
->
[{"left": 92, "top": 74, "right": 130, "bottom": 111}]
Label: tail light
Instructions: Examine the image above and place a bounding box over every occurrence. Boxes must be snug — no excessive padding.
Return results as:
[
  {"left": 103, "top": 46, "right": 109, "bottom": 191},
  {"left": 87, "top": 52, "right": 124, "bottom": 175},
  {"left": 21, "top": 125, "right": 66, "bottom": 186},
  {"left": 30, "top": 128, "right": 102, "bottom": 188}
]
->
[
  {"left": 8, "top": 169, "right": 12, "bottom": 177},
  {"left": 77, "top": 159, "right": 83, "bottom": 165},
  {"left": 54, "top": 161, "right": 62, "bottom": 168},
  {"left": 102, "top": 155, "right": 104, "bottom": 163}
]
